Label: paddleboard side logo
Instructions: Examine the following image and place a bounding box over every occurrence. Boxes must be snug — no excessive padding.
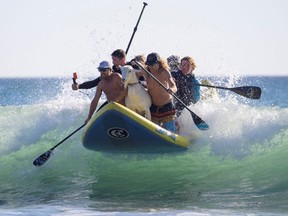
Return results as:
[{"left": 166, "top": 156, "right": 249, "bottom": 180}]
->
[{"left": 107, "top": 127, "right": 129, "bottom": 139}]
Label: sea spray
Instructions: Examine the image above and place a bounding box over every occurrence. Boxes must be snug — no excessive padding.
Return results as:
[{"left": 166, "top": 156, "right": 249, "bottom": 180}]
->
[{"left": 0, "top": 77, "right": 288, "bottom": 214}]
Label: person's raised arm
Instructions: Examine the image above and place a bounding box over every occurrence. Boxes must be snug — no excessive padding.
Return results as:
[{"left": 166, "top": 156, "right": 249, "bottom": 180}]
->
[{"left": 72, "top": 77, "right": 101, "bottom": 90}]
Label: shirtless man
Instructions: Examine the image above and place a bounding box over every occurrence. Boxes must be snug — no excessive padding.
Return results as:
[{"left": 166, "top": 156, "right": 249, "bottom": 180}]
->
[
  {"left": 84, "top": 61, "right": 125, "bottom": 124},
  {"left": 136, "top": 53, "right": 178, "bottom": 133}
]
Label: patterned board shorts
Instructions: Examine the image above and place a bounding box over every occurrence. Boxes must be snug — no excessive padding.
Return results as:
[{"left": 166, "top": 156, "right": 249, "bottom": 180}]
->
[{"left": 150, "top": 102, "right": 177, "bottom": 133}]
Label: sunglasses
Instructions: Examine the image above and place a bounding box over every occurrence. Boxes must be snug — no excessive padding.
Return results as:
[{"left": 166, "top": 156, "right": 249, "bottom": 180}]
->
[
  {"left": 147, "top": 63, "right": 157, "bottom": 67},
  {"left": 98, "top": 68, "right": 108, "bottom": 72}
]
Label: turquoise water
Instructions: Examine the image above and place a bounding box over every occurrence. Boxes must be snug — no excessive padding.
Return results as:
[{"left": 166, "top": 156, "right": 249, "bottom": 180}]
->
[{"left": 0, "top": 77, "right": 288, "bottom": 215}]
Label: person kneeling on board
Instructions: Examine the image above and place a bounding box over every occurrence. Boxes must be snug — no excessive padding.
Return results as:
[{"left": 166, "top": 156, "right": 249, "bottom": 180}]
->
[{"left": 84, "top": 61, "right": 126, "bottom": 124}]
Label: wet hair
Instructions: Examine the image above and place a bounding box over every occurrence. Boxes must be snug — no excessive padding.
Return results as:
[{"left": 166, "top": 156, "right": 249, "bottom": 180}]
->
[
  {"left": 181, "top": 56, "right": 196, "bottom": 70},
  {"left": 157, "top": 58, "right": 170, "bottom": 71},
  {"left": 145, "top": 52, "right": 169, "bottom": 71},
  {"left": 111, "top": 49, "right": 126, "bottom": 59},
  {"left": 167, "top": 55, "right": 180, "bottom": 71},
  {"left": 134, "top": 54, "right": 146, "bottom": 64},
  {"left": 126, "top": 54, "right": 146, "bottom": 70}
]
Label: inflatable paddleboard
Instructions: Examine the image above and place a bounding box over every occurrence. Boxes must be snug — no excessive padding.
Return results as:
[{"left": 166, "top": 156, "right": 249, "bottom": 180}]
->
[{"left": 82, "top": 102, "right": 191, "bottom": 153}]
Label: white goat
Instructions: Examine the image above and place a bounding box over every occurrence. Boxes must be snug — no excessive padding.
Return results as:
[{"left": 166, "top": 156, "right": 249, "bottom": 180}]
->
[{"left": 120, "top": 65, "right": 152, "bottom": 120}]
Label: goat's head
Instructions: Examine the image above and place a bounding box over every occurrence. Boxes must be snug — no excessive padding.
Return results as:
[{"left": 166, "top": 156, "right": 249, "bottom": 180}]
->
[{"left": 120, "top": 65, "right": 138, "bottom": 88}]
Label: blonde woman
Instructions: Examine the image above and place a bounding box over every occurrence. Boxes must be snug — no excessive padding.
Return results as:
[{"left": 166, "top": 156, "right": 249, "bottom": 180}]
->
[{"left": 172, "top": 56, "right": 200, "bottom": 117}]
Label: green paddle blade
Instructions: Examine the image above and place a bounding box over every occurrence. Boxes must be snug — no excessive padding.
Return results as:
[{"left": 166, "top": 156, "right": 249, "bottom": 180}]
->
[
  {"left": 196, "top": 121, "right": 209, "bottom": 131},
  {"left": 190, "top": 111, "right": 209, "bottom": 130}
]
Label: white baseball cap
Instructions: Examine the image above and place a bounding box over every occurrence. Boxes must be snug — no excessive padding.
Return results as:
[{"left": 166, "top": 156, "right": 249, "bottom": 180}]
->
[{"left": 97, "top": 61, "right": 112, "bottom": 69}]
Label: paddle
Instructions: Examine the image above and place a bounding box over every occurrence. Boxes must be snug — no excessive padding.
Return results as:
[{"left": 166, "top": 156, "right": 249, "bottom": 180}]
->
[
  {"left": 33, "top": 124, "right": 86, "bottom": 167},
  {"left": 33, "top": 3, "right": 148, "bottom": 167},
  {"left": 125, "top": 2, "right": 148, "bottom": 54},
  {"left": 72, "top": 72, "right": 78, "bottom": 84},
  {"left": 190, "top": 82, "right": 262, "bottom": 99},
  {"left": 133, "top": 60, "right": 209, "bottom": 131}
]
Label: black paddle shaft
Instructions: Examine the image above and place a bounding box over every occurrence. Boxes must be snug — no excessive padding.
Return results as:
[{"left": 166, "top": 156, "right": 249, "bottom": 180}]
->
[
  {"left": 132, "top": 60, "right": 209, "bottom": 130},
  {"left": 125, "top": 2, "right": 148, "bottom": 54},
  {"left": 50, "top": 123, "right": 86, "bottom": 151},
  {"left": 192, "top": 83, "right": 262, "bottom": 99},
  {"left": 33, "top": 124, "right": 86, "bottom": 167},
  {"left": 33, "top": 3, "right": 149, "bottom": 167},
  {"left": 178, "top": 80, "right": 262, "bottom": 100}
]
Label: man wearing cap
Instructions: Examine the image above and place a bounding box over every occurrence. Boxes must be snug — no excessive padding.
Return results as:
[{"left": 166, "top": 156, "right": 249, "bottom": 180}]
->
[
  {"left": 72, "top": 49, "right": 127, "bottom": 91},
  {"left": 136, "top": 53, "right": 178, "bottom": 133},
  {"left": 84, "top": 60, "right": 125, "bottom": 124}
]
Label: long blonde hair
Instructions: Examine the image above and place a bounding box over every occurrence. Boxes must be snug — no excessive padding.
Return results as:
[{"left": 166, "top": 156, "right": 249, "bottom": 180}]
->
[
  {"left": 134, "top": 54, "right": 146, "bottom": 64},
  {"left": 158, "top": 58, "right": 170, "bottom": 71},
  {"left": 181, "top": 56, "right": 196, "bottom": 70}
]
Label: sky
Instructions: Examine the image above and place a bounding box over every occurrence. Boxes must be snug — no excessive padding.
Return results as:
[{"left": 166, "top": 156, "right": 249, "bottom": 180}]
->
[{"left": 0, "top": 0, "right": 287, "bottom": 77}]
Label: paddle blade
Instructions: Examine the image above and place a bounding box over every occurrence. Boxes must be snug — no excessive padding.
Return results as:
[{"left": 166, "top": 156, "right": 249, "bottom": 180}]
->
[
  {"left": 33, "top": 150, "right": 53, "bottom": 167},
  {"left": 73, "top": 72, "right": 78, "bottom": 79},
  {"left": 190, "top": 111, "right": 209, "bottom": 130},
  {"left": 72, "top": 72, "right": 78, "bottom": 85},
  {"left": 231, "top": 86, "right": 262, "bottom": 99}
]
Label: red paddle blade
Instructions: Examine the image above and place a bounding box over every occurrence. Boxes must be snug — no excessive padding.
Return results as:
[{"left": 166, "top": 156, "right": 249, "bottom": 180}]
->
[
  {"left": 72, "top": 72, "right": 78, "bottom": 84},
  {"left": 73, "top": 72, "right": 78, "bottom": 79}
]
